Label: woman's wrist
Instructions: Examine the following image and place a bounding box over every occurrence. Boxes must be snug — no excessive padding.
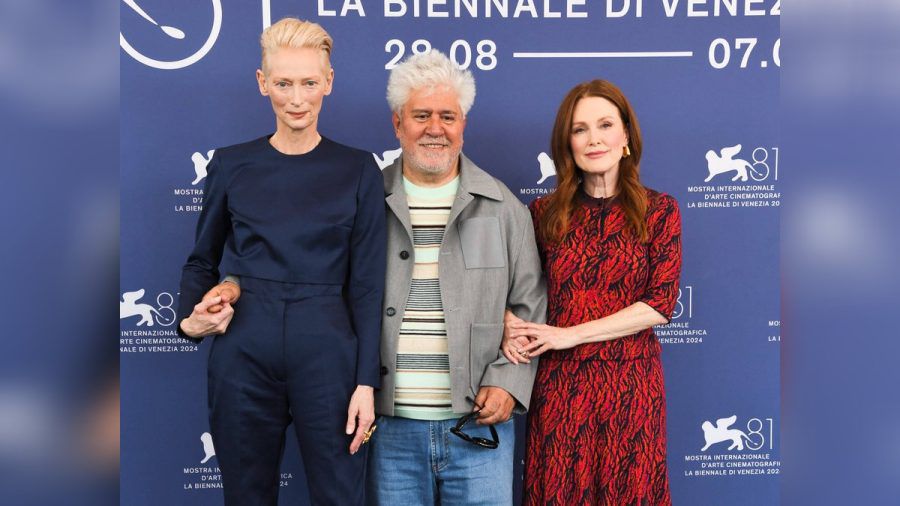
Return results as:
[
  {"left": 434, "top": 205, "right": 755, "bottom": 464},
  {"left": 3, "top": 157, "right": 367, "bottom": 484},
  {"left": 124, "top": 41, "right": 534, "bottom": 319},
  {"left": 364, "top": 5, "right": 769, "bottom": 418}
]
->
[{"left": 571, "top": 322, "right": 598, "bottom": 344}]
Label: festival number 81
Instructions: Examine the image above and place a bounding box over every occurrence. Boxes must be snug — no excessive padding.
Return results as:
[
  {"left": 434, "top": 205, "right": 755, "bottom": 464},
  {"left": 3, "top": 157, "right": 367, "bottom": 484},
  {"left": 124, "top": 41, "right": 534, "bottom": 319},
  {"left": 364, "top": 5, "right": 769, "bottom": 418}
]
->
[{"left": 386, "top": 39, "right": 498, "bottom": 71}]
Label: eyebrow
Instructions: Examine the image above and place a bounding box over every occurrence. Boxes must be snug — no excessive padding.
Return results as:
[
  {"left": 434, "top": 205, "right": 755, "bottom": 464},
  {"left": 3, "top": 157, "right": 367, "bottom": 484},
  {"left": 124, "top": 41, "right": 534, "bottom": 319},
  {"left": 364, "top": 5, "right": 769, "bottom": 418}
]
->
[
  {"left": 410, "top": 108, "right": 457, "bottom": 114},
  {"left": 270, "top": 75, "right": 321, "bottom": 81},
  {"left": 572, "top": 116, "right": 615, "bottom": 123}
]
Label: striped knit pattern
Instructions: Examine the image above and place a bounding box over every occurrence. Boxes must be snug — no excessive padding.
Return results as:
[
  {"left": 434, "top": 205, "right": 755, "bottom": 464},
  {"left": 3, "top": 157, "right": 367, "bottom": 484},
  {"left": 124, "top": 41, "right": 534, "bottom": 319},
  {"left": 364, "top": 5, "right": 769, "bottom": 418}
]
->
[{"left": 394, "top": 176, "right": 460, "bottom": 420}]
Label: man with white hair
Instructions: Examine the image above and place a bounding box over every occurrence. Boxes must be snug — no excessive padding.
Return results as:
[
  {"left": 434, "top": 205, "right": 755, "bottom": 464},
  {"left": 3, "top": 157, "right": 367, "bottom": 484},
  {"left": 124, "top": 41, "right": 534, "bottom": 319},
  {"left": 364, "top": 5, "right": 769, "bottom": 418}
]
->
[{"left": 368, "top": 50, "right": 546, "bottom": 505}]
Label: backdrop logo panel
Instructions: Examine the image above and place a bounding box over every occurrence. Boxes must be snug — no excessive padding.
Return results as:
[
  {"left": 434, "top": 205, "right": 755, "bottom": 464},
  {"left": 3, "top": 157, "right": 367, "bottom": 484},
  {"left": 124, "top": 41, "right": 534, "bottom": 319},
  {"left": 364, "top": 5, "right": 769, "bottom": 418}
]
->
[
  {"left": 686, "top": 144, "right": 781, "bottom": 210},
  {"left": 191, "top": 150, "right": 215, "bottom": 186},
  {"left": 518, "top": 151, "right": 556, "bottom": 196},
  {"left": 120, "top": 288, "right": 200, "bottom": 354},
  {"left": 120, "top": 0, "right": 224, "bottom": 70},
  {"left": 679, "top": 414, "right": 781, "bottom": 478},
  {"left": 180, "top": 430, "right": 299, "bottom": 492},
  {"left": 120, "top": 288, "right": 175, "bottom": 328},
  {"left": 767, "top": 319, "right": 780, "bottom": 344},
  {"left": 200, "top": 432, "right": 216, "bottom": 464},
  {"left": 174, "top": 149, "right": 214, "bottom": 213},
  {"left": 701, "top": 415, "right": 755, "bottom": 451}
]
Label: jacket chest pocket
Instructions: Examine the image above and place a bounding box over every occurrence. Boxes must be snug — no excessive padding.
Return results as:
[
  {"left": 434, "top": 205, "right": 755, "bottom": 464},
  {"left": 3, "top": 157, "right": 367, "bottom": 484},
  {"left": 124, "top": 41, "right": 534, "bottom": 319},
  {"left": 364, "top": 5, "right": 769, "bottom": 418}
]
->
[{"left": 458, "top": 217, "right": 506, "bottom": 269}]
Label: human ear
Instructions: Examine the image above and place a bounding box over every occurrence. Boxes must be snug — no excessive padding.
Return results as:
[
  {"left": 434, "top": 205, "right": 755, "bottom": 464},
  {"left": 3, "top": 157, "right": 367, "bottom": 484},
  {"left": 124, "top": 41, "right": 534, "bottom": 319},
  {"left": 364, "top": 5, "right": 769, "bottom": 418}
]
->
[
  {"left": 392, "top": 112, "right": 401, "bottom": 138},
  {"left": 323, "top": 68, "right": 334, "bottom": 96},
  {"left": 256, "top": 69, "right": 268, "bottom": 96}
]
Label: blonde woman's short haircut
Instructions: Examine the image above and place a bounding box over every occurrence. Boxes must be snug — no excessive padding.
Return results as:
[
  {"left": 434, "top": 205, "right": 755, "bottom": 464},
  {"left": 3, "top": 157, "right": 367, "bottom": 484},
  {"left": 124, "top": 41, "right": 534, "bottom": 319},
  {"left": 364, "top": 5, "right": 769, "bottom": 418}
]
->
[{"left": 260, "top": 17, "right": 333, "bottom": 72}]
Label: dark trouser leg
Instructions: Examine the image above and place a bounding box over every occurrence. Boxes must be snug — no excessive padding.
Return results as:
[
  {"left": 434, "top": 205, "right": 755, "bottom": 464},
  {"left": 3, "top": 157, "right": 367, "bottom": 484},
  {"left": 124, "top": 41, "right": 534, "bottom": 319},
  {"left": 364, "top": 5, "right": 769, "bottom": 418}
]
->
[
  {"left": 285, "top": 294, "right": 367, "bottom": 506},
  {"left": 207, "top": 291, "right": 291, "bottom": 506}
]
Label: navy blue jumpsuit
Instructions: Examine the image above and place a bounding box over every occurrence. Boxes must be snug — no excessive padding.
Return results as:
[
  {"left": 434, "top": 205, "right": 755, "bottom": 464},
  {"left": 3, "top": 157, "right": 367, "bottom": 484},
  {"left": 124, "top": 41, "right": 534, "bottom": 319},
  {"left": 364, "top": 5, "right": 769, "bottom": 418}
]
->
[{"left": 176, "top": 135, "right": 386, "bottom": 505}]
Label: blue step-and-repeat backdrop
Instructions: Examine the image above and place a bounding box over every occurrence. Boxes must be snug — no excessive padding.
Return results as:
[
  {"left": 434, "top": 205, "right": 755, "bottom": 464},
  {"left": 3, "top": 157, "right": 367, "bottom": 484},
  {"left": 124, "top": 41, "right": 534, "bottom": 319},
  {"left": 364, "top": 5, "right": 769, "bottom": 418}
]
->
[{"left": 121, "top": 1, "right": 780, "bottom": 504}]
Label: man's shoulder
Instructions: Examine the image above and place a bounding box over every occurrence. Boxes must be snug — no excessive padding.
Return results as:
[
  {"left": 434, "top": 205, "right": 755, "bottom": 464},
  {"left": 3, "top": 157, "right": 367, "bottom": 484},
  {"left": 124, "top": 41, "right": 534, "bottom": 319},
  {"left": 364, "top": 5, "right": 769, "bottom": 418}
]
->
[
  {"left": 462, "top": 156, "right": 522, "bottom": 206},
  {"left": 463, "top": 160, "right": 529, "bottom": 224},
  {"left": 491, "top": 178, "right": 527, "bottom": 213}
]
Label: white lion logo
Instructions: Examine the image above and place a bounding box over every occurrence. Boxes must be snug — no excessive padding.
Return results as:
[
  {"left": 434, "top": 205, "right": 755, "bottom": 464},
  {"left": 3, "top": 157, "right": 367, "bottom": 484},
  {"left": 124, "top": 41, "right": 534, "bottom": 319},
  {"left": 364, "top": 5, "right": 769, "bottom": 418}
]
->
[
  {"left": 700, "top": 415, "right": 753, "bottom": 451},
  {"left": 704, "top": 144, "right": 753, "bottom": 182},
  {"left": 536, "top": 152, "right": 556, "bottom": 185},
  {"left": 373, "top": 147, "right": 402, "bottom": 170},
  {"left": 200, "top": 432, "right": 216, "bottom": 464},
  {"left": 119, "top": 289, "right": 173, "bottom": 327},
  {"left": 191, "top": 149, "right": 215, "bottom": 185}
]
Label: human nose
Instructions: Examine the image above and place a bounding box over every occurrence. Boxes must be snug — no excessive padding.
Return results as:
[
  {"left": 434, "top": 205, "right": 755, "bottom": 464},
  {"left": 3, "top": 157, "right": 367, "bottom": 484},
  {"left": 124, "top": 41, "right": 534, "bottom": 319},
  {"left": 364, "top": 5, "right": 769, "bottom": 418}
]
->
[
  {"left": 588, "top": 128, "right": 603, "bottom": 146},
  {"left": 425, "top": 116, "right": 444, "bottom": 135},
  {"left": 289, "top": 88, "right": 306, "bottom": 105}
]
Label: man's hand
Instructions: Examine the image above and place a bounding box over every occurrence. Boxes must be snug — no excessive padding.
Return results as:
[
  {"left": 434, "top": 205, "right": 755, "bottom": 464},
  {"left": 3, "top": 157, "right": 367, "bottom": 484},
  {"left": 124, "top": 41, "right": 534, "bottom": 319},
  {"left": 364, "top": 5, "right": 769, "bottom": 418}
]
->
[
  {"left": 473, "top": 386, "right": 515, "bottom": 425},
  {"left": 204, "top": 281, "right": 241, "bottom": 313},
  {"left": 346, "top": 385, "right": 375, "bottom": 455},
  {"left": 179, "top": 296, "right": 234, "bottom": 338}
]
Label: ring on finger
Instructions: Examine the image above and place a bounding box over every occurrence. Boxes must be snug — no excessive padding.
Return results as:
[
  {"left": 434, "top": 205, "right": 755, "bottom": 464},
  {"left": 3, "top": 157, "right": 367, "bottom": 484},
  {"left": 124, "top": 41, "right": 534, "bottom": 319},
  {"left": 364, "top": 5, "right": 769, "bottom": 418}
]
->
[{"left": 362, "top": 424, "right": 377, "bottom": 444}]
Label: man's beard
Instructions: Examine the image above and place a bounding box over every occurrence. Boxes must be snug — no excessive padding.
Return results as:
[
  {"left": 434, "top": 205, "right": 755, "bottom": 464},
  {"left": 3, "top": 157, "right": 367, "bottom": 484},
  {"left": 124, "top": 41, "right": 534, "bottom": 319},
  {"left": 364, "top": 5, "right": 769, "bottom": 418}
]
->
[{"left": 403, "top": 136, "right": 461, "bottom": 176}]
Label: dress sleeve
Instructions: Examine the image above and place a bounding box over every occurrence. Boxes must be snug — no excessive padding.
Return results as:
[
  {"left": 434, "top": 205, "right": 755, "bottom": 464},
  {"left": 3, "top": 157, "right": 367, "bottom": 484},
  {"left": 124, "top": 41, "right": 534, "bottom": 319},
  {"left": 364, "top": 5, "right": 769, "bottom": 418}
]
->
[
  {"left": 639, "top": 194, "right": 682, "bottom": 321},
  {"left": 347, "top": 156, "right": 387, "bottom": 388},
  {"left": 176, "top": 151, "right": 229, "bottom": 338}
]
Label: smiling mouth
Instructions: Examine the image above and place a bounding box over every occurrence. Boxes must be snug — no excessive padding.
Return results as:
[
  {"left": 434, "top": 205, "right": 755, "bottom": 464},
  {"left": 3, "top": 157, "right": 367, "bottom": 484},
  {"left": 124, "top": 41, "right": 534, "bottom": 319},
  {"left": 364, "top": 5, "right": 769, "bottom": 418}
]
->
[
  {"left": 288, "top": 111, "right": 308, "bottom": 118},
  {"left": 586, "top": 151, "right": 608, "bottom": 158},
  {"left": 420, "top": 143, "right": 448, "bottom": 149}
]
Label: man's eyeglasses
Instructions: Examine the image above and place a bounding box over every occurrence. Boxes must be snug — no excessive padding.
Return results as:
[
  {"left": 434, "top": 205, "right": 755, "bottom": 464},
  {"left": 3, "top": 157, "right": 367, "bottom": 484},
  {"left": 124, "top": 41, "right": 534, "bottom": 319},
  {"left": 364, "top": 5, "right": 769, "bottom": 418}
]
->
[{"left": 450, "top": 410, "right": 499, "bottom": 449}]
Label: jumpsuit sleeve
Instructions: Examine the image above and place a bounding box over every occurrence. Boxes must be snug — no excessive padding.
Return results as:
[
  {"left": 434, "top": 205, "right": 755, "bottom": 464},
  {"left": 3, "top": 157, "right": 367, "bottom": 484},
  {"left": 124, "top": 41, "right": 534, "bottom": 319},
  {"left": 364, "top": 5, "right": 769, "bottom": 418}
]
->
[
  {"left": 347, "top": 157, "right": 387, "bottom": 387},
  {"left": 176, "top": 151, "right": 229, "bottom": 339}
]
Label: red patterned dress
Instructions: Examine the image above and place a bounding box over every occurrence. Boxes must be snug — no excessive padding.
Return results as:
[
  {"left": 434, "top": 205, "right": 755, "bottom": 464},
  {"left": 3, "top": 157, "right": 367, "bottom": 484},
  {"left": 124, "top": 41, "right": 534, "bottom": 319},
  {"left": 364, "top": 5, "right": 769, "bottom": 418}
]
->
[{"left": 524, "top": 187, "right": 682, "bottom": 506}]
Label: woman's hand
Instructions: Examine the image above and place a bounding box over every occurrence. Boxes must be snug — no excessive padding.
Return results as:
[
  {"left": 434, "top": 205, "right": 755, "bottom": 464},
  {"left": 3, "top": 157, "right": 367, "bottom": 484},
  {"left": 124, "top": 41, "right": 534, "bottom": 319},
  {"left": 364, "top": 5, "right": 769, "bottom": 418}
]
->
[
  {"left": 514, "top": 322, "right": 583, "bottom": 358},
  {"left": 346, "top": 385, "right": 375, "bottom": 455},
  {"left": 179, "top": 296, "right": 234, "bottom": 338},
  {"left": 501, "top": 310, "right": 534, "bottom": 364}
]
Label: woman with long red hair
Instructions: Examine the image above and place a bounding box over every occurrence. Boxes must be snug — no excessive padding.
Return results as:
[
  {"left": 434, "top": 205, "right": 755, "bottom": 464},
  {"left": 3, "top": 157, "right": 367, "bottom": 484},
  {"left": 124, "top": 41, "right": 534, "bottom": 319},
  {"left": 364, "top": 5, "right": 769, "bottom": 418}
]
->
[{"left": 502, "top": 80, "right": 682, "bottom": 505}]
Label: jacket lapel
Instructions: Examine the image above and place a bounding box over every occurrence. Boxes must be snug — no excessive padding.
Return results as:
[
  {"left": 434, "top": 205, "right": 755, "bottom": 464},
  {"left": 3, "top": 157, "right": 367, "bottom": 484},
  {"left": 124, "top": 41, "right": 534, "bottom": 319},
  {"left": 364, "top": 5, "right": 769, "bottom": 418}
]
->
[
  {"left": 383, "top": 159, "right": 414, "bottom": 242},
  {"left": 447, "top": 154, "right": 503, "bottom": 227}
]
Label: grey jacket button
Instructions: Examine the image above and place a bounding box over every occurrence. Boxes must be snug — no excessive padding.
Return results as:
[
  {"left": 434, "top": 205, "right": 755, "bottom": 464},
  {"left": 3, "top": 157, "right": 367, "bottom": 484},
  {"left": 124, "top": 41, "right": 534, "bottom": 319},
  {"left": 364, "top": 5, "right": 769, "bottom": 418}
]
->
[
  {"left": 386, "top": 307, "right": 396, "bottom": 317},
  {"left": 399, "top": 250, "right": 410, "bottom": 260}
]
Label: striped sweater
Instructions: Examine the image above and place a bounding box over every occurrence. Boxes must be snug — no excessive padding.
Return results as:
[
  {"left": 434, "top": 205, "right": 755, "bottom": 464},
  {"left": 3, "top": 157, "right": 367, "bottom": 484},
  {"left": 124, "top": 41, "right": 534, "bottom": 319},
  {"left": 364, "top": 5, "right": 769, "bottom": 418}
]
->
[{"left": 393, "top": 176, "right": 460, "bottom": 420}]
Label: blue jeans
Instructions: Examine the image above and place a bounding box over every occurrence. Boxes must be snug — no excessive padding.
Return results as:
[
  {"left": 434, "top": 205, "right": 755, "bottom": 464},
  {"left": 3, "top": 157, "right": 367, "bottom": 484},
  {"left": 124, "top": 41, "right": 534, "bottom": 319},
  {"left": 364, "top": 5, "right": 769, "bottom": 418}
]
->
[{"left": 367, "top": 415, "right": 515, "bottom": 505}]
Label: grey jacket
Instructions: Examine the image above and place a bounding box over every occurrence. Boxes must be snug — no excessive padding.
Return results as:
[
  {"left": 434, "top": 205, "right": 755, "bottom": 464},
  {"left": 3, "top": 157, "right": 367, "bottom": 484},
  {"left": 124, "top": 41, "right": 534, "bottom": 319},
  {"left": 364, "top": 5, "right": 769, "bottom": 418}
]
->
[{"left": 378, "top": 154, "right": 547, "bottom": 415}]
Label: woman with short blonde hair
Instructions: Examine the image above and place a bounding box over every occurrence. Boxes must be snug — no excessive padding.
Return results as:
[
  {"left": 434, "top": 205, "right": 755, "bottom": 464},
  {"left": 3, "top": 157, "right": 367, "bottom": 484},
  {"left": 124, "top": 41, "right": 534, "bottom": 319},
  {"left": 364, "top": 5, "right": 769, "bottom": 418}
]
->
[{"left": 177, "top": 18, "right": 385, "bottom": 506}]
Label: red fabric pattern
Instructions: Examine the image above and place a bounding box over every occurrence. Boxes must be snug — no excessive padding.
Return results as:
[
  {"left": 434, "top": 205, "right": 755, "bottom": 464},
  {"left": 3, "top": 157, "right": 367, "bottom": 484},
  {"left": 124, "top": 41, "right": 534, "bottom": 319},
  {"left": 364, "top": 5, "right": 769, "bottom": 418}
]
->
[{"left": 524, "top": 188, "right": 682, "bottom": 506}]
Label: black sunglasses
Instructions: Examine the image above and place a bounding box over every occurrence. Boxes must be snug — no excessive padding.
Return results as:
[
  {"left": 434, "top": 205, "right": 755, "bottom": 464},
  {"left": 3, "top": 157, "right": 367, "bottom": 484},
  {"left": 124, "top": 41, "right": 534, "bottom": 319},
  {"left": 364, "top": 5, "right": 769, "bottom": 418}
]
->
[{"left": 449, "top": 410, "right": 499, "bottom": 449}]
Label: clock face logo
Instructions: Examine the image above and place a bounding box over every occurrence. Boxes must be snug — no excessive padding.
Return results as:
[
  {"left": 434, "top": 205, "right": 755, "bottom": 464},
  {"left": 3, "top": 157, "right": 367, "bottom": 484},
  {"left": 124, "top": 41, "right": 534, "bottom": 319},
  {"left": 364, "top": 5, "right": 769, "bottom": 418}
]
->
[{"left": 119, "top": 0, "right": 223, "bottom": 70}]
